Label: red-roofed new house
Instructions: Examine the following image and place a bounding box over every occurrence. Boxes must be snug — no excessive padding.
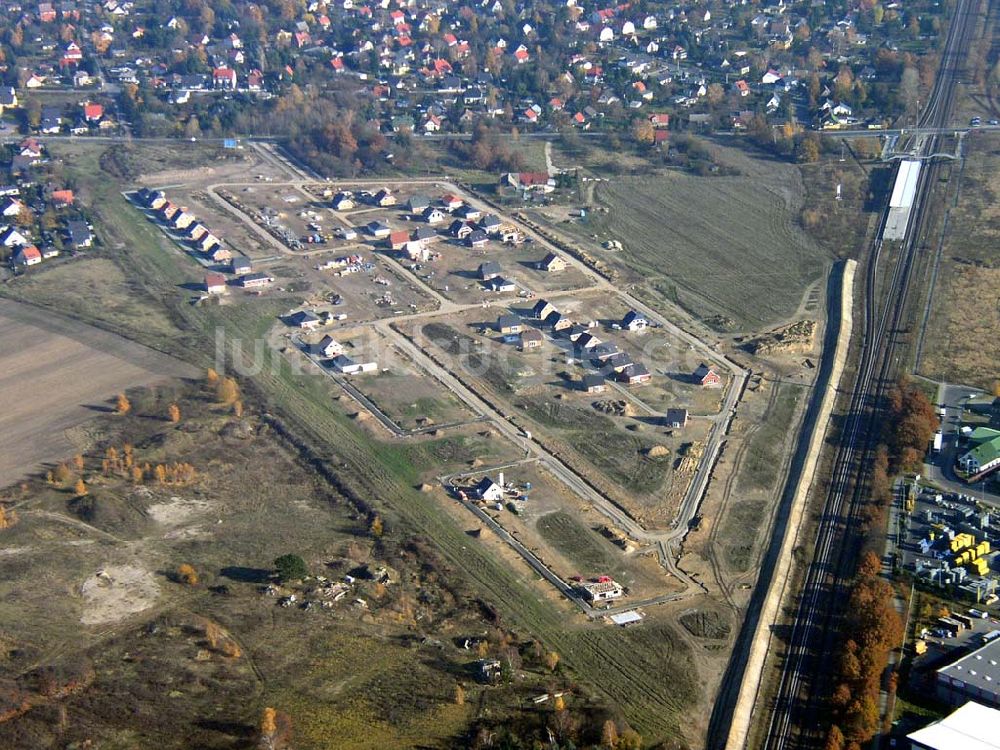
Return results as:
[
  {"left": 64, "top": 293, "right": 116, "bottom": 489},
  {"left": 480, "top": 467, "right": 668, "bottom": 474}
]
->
[
  {"left": 14, "top": 245, "right": 42, "bottom": 266},
  {"left": 51, "top": 189, "right": 74, "bottom": 206},
  {"left": 649, "top": 113, "right": 670, "bottom": 128},
  {"left": 213, "top": 67, "right": 237, "bottom": 90},
  {"left": 83, "top": 102, "right": 103, "bottom": 121},
  {"left": 204, "top": 273, "right": 227, "bottom": 294}
]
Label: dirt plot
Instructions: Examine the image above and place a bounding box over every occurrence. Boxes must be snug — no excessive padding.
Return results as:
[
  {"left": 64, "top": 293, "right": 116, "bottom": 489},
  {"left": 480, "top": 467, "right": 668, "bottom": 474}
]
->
[
  {"left": 403, "top": 236, "right": 591, "bottom": 305},
  {"left": 407, "top": 308, "right": 705, "bottom": 525},
  {"left": 0, "top": 300, "right": 195, "bottom": 486},
  {"left": 454, "top": 463, "right": 679, "bottom": 600},
  {"left": 921, "top": 137, "right": 1000, "bottom": 389},
  {"left": 531, "top": 157, "right": 829, "bottom": 332},
  {"left": 298, "top": 324, "right": 478, "bottom": 430}
]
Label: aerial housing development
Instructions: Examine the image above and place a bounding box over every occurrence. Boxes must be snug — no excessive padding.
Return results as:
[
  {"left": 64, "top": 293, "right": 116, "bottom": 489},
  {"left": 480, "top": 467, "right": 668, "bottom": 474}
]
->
[{"left": 0, "top": 0, "right": 998, "bottom": 748}]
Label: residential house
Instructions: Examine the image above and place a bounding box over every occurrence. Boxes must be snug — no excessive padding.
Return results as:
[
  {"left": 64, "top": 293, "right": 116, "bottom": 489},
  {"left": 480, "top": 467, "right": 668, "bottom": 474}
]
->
[
  {"left": 622, "top": 310, "right": 648, "bottom": 331},
  {"left": 204, "top": 273, "right": 227, "bottom": 294},
  {"left": 332, "top": 192, "right": 355, "bottom": 210},
  {"left": 231, "top": 256, "right": 252, "bottom": 275},
  {"left": 421, "top": 206, "right": 446, "bottom": 224},
  {"left": 581, "top": 373, "right": 606, "bottom": 393},
  {"left": 440, "top": 194, "right": 463, "bottom": 210},
  {"left": 406, "top": 194, "right": 430, "bottom": 212},
  {"left": 532, "top": 299, "right": 556, "bottom": 320},
  {"left": 545, "top": 310, "right": 572, "bottom": 331},
  {"left": 404, "top": 240, "right": 428, "bottom": 261},
  {"left": 330, "top": 355, "right": 377, "bottom": 375},
  {"left": 620, "top": 362, "right": 651, "bottom": 385},
  {"left": 536, "top": 253, "right": 567, "bottom": 272},
  {"left": 449, "top": 220, "right": 473, "bottom": 239},
  {"left": 575, "top": 332, "right": 601, "bottom": 350},
  {"left": 0, "top": 227, "right": 29, "bottom": 247},
  {"left": 474, "top": 477, "right": 504, "bottom": 502},
  {"left": 590, "top": 343, "right": 620, "bottom": 362},
  {"left": 479, "top": 214, "right": 502, "bottom": 234},
  {"left": 388, "top": 230, "right": 410, "bottom": 250},
  {"left": 66, "top": 220, "right": 92, "bottom": 247},
  {"left": 13, "top": 245, "right": 42, "bottom": 266},
  {"left": 519, "top": 329, "right": 544, "bottom": 351},
  {"left": 693, "top": 363, "right": 721, "bottom": 386},
  {"left": 317, "top": 336, "right": 344, "bottom": 358},
  {"left": 496, "top": 314, "right": 522, "bottom": 337},
  {"left": 486, "top": 276, "right": 515, "bottom": 293},
  {"left": 467, "top": 230, "right": 488, "bottom": 249},
  {"left": 478, "top": 261, "right": 502, "bottom": 280},
  {"left": 456, "top": 205, "right": 482, "bottom": 221},
  {"left": 1, "top": 197, "right": 25, "bottom": 217},
  {"left": 664, "top": 408, "right": 689, "bottom": 428},
  {"left": 288, "top": 310, "right": 321, "bottom": 330},
  {"left": 366, "top": 221, "right": 391, "bottom": 238},
  {"left": 373, "top": 188, "right": 395, "bottom": 207}
]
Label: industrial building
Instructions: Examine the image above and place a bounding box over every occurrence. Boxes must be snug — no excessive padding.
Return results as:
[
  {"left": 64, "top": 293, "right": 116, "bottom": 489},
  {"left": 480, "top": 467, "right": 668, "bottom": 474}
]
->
[
  {"left": 936, "top": 635, "right": 1000, "bottom": 708},
  {"left": 907, "top": 701, "right": 1000, "bottom": 750}
]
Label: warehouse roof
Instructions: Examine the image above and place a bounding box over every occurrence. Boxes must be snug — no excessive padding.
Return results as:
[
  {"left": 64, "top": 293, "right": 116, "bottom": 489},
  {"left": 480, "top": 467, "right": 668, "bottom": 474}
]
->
[
  {"left": 938, "top": 637, "right": 1000, "bottom": 699},
  {"left": 907, "top": 701, "right": 1000, "bottom": 750}
]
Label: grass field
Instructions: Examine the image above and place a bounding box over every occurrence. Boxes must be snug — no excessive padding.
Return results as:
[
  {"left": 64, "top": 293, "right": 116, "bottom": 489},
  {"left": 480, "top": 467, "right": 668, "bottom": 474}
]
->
[
  {"left": 532, "top": 143, "right": 831, "bottom": 332},
  {"left": 1, "top": 140, "right": 712, "bottom": 746},
  {"left": 920, "top": 137, "right": 1000, "bottom": 389},
  {"left": 535, "top": 511, "right": 626, "bottom": 576},
  {"left": 718, "top": 382, "right": 805, "bottom": 573},
  {"left": 569, "top": 174, "right": 826, "bottom": 330}
]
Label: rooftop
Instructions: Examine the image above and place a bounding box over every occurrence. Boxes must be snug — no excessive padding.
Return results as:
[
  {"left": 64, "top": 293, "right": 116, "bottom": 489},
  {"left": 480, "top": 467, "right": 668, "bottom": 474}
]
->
[
  {"left": 938, "top": 636, "right": 1000, "bottom": 698},
  {"left": 907, "top": 701, "right": 1000, "bottom": 750}
]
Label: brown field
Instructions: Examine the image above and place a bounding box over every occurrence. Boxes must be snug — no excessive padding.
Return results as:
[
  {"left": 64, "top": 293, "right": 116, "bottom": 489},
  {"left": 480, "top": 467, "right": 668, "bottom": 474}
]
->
[
  {"left": 0, "top": 299, "right": 196, "bottom": 486},
  {"left": 920, "top": 136, "right": 1000, "bottom": 389}
]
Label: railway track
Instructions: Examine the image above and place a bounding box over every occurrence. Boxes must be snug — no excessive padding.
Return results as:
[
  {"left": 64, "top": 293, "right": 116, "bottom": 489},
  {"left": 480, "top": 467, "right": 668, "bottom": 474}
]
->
[{"left": 760, "top": 0, "right": 980, "bottom": 747}]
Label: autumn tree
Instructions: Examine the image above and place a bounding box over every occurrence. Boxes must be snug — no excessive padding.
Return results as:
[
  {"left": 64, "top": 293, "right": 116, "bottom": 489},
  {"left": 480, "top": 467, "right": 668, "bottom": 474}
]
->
[
  {"left": 131, "top": 466, "right": 144, "bottom": 484},
  {"left": 72, "top": 454, "right": 84, "bottom": 472},
  {"left": 553, "top": 694, "right": 565, "bottom": 712},
  {"left": 544, "top": 651, "right": 560, "bottom": 672},
  {"left": 369, "top": 514, "right": 383, "bottom": 538},
  {"left": 74, "top": 479, "right": 87, "bottom": 496},
  {"left": 54, "top": 462, "right": 72, "bottom": 485},
  {"left": 824, "top": 726, "right": 846, "bottom": 750},
  {"left": 217, "top": 377, "right": 240, "bottom": 405},
  {"left": 630, "top": 118, "right": 655, "bottom": 145},
  {"left": 206, "top": 368, "right": 219, "bottom": 385},
  {"left": 0, "top": 505, "right": 19, "bottom": 530},
  {"left": 115, "top": 393, "right": 131, "bottom": 415},
  {"left": 221, "top": 641, "right": 242, "bottom": 659},
  {"left": 167, "top": 403, "right": 181, "bottom": 423},
  {"left": 176, "top": 563, "right": 198, "bottom": 586},
  {"left": 454, "top": 683, "right": 465, "bottom": 705},
  {"left": 601, "top": 720, "right": 619, "bottom": 750}
]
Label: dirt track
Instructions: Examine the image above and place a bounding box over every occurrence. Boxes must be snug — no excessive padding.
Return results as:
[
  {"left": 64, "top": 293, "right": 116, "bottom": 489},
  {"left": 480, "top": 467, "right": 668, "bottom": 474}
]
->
[{"left": 0, "top": 299, "right": 196, "bottom": 487}]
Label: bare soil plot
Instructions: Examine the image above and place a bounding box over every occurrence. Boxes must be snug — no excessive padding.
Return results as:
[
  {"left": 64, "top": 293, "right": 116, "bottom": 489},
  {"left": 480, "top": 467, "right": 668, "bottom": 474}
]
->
[
  {"left": 304, "top": 325, "right": 478, "bottom": 430},
  {"left": 407, "top": 311, "right": 700, "bottom": 525},
  {"left": 407, "top": 236, "right": 592, "bottom": 305},
  {"left": 454, "top": 463, "right": 678, "bottom": 600},
  {"left": 921, "top": 137, "right": 1000, "bottom": 389},
  {"left": 0, "top": 300, "right": 196, "bottom": 486},
  {"left": 531, "top": 159, "right": 830, "bottom": 332}
]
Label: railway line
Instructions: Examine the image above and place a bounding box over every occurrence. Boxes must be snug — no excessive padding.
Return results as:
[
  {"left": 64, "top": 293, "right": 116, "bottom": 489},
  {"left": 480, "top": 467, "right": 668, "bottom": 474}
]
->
[{"left": 759, "top": 0, "right": 980, "bottom": 747}]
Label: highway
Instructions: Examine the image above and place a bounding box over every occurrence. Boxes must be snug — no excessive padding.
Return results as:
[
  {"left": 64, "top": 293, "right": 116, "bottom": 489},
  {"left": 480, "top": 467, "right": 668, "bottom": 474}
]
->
[{"left": 757, "top": 0, "right": 979, "bottom": 746}]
